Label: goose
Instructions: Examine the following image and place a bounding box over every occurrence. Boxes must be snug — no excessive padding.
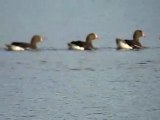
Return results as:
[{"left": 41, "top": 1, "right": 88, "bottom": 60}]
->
[
  {"left": 68, "top": 33, "right": 99, "bottom": 50},
  {"left": 6, "top": 35, "right": 43, "bottom": 51},
  {"left": 116, "top": 30, "right": 145, "bottom": 50}
]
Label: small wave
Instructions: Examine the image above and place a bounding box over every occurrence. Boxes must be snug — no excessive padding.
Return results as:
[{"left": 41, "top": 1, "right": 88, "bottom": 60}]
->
[
  {"left": 137, "top": 62, "right": 147, "bottom": 65},
  {"left": 137, "top": 60, "right": 152, "bottom": 65},
  {"left": 39, "top": 47, "right": 116, "bottom": 52},
  {"left": 41, "top": 47, "right": 68, "bottom": 51},
  {"left": 69, "top": 67, "right": 95, "bottom": 71},
  {"left": 21, "top": 115, "right": 37, "bottom": 118}
]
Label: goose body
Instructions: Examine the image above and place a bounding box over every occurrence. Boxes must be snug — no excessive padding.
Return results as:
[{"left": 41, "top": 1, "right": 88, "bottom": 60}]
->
[
  {"left": 116, "top": 39, "right": 133, "bottom": 50},
  {"left": 68, "top": 41, "right": 85, "bottom": 50}
]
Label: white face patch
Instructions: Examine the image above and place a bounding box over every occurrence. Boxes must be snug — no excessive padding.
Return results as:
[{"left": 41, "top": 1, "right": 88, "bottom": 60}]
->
[
  {"left": 142, "top": 32, "right": 145, "bottom": 37},
  {"left": 94, "top": 33, "right": 99, "bottom": 39},
  {"left": 40, "top": 36, "right": 43, "bottom": 42}
]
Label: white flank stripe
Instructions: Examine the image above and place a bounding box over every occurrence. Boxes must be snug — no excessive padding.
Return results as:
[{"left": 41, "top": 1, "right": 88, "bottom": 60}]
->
[
  {"left": 6, "top": 45, "right": 25, "bottom": 51},
  {"left": 117, "top": 41, "right": 133, "bottom": 50},
  {"left": 69, "top": 44, "right": 85, "bottom": 51}
]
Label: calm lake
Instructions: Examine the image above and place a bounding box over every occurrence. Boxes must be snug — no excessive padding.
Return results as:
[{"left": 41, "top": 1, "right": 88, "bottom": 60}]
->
[{"left": 0, "top": 0, "right": 160, "bottom": 120}]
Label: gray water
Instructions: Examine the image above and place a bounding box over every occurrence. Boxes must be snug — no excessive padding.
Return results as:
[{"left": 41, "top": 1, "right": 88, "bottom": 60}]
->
[{"left": 0, "top": 0, "right": 160, "bottom": 120}]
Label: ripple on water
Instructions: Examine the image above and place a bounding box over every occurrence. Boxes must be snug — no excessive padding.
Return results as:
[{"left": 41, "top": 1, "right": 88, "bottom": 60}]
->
[
  {"left": 69, "top": 67, "right": 95, "bottom": 71},
  {"left": 137, "top": 60, "right": 152, "bottom": 65},
  {"left": 42, "top": 47, "right": 68, "bottom": 51},
  {"left": 82, "top": 106, "right": 111, "bottom": 120}
]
